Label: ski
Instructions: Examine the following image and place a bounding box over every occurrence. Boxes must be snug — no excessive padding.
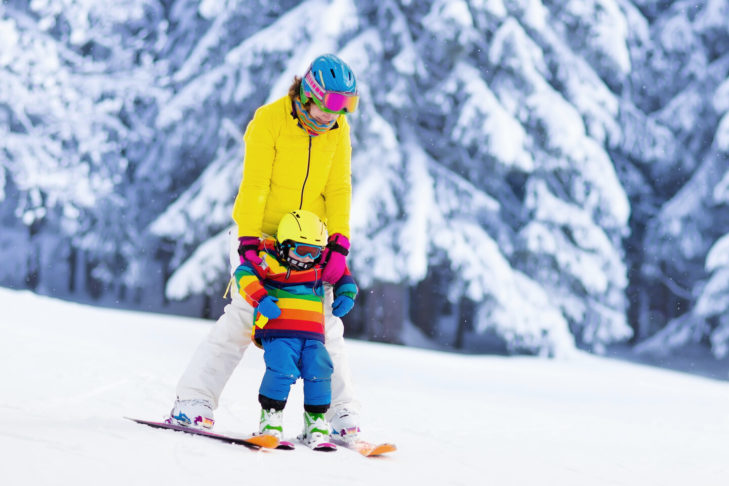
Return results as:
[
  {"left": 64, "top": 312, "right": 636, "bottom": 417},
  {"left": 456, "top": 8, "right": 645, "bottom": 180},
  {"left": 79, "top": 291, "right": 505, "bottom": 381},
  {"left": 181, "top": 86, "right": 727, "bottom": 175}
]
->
[
  {"left": 277, "top": 440, "right": 296, "bottom": 450},
  {"left": 124, "top": 417, "right": 279, "bottom": 450},
  {"left": 311, "top": 442, "right": 338, "bottom": 452},
  {"left": 297, "top": 436, "right": 338, "bottom": 452},
  {"left": 331, "top": 438, "right": 397, "bottom": 457}
]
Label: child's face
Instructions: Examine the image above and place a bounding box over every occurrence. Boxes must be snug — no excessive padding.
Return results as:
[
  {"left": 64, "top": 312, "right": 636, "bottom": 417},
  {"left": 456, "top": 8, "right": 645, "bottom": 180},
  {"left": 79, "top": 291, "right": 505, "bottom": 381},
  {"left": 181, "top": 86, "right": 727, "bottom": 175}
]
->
[{"left": 288, "top": 243, "right": 323, "bottom": 264}]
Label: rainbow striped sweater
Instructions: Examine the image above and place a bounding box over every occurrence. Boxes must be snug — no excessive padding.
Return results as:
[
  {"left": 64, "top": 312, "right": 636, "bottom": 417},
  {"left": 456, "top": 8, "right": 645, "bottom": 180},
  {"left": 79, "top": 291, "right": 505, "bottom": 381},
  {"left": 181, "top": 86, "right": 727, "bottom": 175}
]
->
[{"left": 234, "top": 238, "right": 357, "bottom": 343}]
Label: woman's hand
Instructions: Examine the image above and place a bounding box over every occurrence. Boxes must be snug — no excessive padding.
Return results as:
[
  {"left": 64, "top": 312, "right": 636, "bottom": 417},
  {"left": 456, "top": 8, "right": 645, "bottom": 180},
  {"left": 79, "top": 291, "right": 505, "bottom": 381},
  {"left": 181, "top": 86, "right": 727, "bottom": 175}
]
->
[
  {"left": 322, "top": 233, "right": 350, "bottom": 284},
  {"left": 238, "top": 236, "right": 262, "bottom": 265}
]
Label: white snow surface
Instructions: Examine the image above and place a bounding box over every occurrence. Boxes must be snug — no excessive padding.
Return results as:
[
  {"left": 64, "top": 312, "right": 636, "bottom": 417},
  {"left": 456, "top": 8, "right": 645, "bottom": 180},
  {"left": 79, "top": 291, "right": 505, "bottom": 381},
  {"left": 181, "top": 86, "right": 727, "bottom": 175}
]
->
[{"left": 2, "top": 287, "right": 729, "bottom": 485}]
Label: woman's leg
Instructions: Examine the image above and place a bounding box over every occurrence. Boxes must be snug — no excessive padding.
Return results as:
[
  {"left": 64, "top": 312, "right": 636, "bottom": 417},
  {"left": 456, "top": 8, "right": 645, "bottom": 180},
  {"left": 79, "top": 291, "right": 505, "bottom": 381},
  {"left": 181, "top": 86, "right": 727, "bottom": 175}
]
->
[
  {"left": 175, "top": 228, "right": 254, "bottom": 408},
  {"left": 323, "top": 285, "right": 362, "bottom": 431}
]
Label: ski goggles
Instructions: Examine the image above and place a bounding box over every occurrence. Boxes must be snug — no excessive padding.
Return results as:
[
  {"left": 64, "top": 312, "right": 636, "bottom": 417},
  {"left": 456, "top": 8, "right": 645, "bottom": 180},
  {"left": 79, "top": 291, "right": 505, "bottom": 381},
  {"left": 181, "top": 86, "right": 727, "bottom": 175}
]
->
[
  {"left": 290, "top": 242, "right": 323, "bottom": 259},
  {"left": 304, "top": 71, "right": 359, "bottom": 114}
]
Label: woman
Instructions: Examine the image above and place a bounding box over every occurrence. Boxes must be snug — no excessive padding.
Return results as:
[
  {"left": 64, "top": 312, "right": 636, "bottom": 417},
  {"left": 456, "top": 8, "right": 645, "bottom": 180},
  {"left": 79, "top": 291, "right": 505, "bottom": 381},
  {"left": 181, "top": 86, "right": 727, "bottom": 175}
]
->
[{"left": 168, "top": 54, "right": 362, "bottom": 441}]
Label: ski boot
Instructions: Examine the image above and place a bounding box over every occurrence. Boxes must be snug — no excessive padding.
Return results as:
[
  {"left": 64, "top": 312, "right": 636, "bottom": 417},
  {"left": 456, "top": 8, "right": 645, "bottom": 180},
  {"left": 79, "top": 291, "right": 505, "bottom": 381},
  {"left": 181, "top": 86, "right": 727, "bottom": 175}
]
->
[
  {"left": 167, "top": 398, "right": 214, "bottom": 429},
  {"left": 259, "top": 408, "right": 284, "bottom": 440},
  {"left": 298, "top": 411, "right": 336, "bottom": 450},
  {"left": 328, "top": 407, "right": 360, "bottom": 442}
]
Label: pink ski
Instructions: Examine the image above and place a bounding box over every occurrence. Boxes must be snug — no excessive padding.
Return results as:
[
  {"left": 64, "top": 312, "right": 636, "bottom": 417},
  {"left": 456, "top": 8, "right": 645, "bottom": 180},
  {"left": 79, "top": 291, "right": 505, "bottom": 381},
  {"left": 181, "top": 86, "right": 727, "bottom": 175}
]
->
[{"left": 125, "top": 417, "right": 279, "bottom": 450}]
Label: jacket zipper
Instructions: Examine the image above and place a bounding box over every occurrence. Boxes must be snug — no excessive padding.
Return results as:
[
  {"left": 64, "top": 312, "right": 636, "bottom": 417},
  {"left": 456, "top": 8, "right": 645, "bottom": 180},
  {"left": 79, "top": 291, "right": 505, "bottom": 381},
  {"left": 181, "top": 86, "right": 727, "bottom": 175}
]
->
[{"left": 299, "top": 137, "right": 312, "bottom": 209}]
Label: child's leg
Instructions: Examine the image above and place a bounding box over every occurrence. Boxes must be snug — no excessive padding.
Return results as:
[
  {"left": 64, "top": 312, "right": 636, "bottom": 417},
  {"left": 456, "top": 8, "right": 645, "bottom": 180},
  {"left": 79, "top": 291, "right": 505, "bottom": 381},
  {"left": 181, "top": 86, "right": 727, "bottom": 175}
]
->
[
  {"left": 299, "top": 341, "right": 333, "bottom": 444},
  {"left": 258, "top": 394, "right": 286, "bottom": 438},
  {"left": 299, "top": 340, "right": 333, "bottom": 412},
  {"left": 259, "top": 337, "right": 303, "bottom": 404}
]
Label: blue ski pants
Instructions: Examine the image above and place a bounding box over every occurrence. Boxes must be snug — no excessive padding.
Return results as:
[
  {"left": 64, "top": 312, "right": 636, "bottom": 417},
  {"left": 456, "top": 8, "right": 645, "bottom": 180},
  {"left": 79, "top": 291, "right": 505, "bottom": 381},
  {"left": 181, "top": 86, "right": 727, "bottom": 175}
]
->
[{"left": 259, "top": 337, "right": 333, "bottom": 407}]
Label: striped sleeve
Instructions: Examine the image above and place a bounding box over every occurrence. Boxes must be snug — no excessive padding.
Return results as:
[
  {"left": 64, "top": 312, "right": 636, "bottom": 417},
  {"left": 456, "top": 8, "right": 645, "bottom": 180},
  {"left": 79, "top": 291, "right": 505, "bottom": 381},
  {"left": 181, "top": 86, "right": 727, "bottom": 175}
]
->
[
  {"left": 333, "top": 265, "right": 357, "bottom": 300},
  {"left": 233, "top": 262, "right": 268, "bottom": 307}
]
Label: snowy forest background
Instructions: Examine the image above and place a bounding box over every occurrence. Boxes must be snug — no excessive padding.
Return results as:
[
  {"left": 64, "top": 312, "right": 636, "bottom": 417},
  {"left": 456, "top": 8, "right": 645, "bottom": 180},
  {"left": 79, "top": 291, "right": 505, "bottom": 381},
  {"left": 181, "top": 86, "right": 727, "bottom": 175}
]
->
[{"left": 2, "top": 0, "right": 729, "bottom": 362}]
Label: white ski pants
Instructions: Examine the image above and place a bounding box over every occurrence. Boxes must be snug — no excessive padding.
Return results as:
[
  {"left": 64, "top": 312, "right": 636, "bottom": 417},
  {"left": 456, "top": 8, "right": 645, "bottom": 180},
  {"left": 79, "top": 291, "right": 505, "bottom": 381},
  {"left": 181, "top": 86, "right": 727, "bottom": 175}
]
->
[{"left": 175, "top": 228, "right": 360, "bottom": 419}]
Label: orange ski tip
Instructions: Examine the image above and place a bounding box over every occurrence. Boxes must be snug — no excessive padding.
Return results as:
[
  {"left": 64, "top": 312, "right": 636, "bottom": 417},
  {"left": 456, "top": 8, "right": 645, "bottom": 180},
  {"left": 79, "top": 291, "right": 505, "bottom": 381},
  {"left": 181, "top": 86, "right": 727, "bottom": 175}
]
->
[
  {"left": 368, "top": 443, "right": 397, "bottom": 456},
  {"left": 244, "top": 434, "right": 280, "bottom": 449}
]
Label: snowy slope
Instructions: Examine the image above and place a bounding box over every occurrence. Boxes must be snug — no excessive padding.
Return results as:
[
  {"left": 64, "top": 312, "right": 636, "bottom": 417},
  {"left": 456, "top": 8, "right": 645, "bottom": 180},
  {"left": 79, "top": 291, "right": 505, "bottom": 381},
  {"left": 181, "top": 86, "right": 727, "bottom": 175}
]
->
[{"left": 1, "top": 288, "right": 728, "bottom": 486}]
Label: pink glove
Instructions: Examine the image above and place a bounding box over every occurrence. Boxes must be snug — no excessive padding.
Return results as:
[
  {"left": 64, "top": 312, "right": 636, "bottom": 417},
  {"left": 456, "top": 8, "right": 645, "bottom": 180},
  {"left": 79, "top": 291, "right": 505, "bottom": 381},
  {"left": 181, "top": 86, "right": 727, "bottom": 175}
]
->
[
  {"left": 322, "top": 233, "right": 350, "bottom": 284},
  {"left": 238, "top": 236, "right": 262, "bottom": 265}
]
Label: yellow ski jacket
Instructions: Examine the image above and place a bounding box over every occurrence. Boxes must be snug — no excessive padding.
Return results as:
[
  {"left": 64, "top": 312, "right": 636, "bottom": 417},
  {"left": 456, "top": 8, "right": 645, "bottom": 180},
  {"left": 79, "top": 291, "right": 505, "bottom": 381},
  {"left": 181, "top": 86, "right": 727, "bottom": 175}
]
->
[{"left": 232, "top": 95, "right": 352, "bottom": 238}]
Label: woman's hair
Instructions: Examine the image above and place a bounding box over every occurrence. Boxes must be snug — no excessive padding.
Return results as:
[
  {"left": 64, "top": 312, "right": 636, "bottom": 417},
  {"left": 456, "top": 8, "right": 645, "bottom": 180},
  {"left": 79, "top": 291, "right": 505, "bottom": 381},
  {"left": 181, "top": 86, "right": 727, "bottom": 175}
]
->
[{"left": 288, "top": 76, "right": 311, "bottom": 108}]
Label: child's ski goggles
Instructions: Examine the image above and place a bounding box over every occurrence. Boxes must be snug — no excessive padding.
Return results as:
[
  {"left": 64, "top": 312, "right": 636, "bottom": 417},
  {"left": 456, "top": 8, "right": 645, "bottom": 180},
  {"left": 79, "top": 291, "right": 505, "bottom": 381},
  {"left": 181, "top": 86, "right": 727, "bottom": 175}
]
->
[
  {"left": 303, "top": 71, "right": 359, "bottom": 114},
  {"left": 291, "top": 242, "right": 323, "bottom": 259}
]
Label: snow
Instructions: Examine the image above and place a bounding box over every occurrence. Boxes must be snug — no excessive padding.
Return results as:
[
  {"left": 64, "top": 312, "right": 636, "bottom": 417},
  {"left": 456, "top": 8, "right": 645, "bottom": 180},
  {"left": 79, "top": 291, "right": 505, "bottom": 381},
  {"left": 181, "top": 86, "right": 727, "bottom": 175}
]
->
[
  {"left": 543, "top": 33, "right": 620, "bottom": 146},
  {"left": 149, "top": 150, "right": 241, "bottom": 242},
  {"left": 5, "top": 0, "right": 729, "bottom": 388},
  {"left": 565, "top": 0, "right": 632, "bottom": 77},
  {"left": 694, "top": 0, "right": 729, "bottom": 32},
  {"left": 398, "top": 140, "right": 432, "bottom": 283},
  {"left": 423, "top": 0, "right": 477, "bottom": 46},
  {"left": 714, "top": 112, "right": 729, "bottom": 152},
  {"left": 0, "top": 18, "right": 19, "bottom": 67},
  {"left": 694, "top": 234, "right": 729, "bottom": 331},
  {"left": 165, "top": 228, "right": 231, "bottom": 300},
  {"left": 470, "top": 0, "right": 507, "bottom": 20},
  {"left": 714, "top": 171, "right": 729, "bottom": 203},
  {"left": 658, "top": 12, "right": 697, "bottom": 54},
  {"left": 696, "top": 267, "right": 729, "bottom": 318},
  {"left": 3, "top": 288, "right": 729, "bottom": 485},
  {"left": 489, "top": 18, "right": 549, "bottom": 100},
  {"left": 516, "top": 0, "right": 549, "bottom": 31},
  {"left": 445, "top": 61, "right": 535, "bottom": 172},
  {"left": 198, "top": 0, "right": 227, "bottom": 19},
  {"left": 706, "top": 233, "right": 729, "bottom": 273},
  {"left": 713, "top": 78, "right": 729, "bottom": 114}
]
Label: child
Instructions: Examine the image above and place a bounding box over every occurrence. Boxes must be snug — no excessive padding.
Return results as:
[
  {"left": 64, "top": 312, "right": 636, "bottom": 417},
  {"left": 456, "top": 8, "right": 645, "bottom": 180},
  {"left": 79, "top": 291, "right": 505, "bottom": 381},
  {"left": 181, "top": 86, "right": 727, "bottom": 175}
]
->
[{"left": 233, "top": 210, "right": 357, "bottom": 447}]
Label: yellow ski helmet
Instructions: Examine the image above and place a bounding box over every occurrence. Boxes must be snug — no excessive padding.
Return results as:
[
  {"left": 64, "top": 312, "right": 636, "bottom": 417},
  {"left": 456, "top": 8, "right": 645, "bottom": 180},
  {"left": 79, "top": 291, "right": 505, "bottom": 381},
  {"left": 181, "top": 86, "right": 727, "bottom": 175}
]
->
[
  {"left": 275, "top": 210, "right": 328, "bottom": 269},
  {"left": 276, "top": 210, "right": 328, "bottom": 245}
]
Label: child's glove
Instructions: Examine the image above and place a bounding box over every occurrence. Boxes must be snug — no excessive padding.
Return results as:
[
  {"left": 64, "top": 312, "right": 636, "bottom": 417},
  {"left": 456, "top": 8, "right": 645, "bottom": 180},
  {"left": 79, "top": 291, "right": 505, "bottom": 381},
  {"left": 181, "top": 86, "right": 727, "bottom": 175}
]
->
[
  {"left": 238, "top": 236, "right": 262, "bottom": 265},
  {"left": 322, "top": 234, "right": 350, "bottom": 284},
  {"left": 332, "top": 295, "right": 355, "bottom": 317},
  {"left": 256, "top": 296, "right": 281, "bottom": 319}
]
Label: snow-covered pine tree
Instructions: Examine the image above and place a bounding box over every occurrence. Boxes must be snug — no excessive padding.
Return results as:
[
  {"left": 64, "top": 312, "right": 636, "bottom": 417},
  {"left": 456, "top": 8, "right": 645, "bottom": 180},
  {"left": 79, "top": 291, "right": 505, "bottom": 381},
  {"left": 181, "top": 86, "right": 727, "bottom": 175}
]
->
[
  {"left": 5, "top": 0, "right": 729, "bottom": 361},
  {"left": 627, "top": 0, "right": 729, "bottom": 351},
  {"left": 0, "top": 0, "right": 169, "bottom": 301},
  {"left": 635, "top": 72, "right": 729, "bottom": 358}
]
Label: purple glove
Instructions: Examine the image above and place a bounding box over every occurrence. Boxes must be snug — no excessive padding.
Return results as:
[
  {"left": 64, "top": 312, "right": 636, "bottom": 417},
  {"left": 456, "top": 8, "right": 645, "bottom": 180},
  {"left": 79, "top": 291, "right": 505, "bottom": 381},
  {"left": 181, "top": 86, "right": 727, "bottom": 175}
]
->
[
  {"left": 322, "top": 233, "right": 350, "bottom": 284},
  {"left": 238, "top": 236, "right": 262, "bottom": 265}
]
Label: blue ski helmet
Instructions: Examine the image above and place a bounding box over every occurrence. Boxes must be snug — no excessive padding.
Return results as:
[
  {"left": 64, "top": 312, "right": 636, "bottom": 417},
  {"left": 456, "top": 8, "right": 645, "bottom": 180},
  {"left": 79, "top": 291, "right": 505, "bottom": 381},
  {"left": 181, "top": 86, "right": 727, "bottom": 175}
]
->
[{"left": 301, "top": 54, "right": 358, "bottom": 113}]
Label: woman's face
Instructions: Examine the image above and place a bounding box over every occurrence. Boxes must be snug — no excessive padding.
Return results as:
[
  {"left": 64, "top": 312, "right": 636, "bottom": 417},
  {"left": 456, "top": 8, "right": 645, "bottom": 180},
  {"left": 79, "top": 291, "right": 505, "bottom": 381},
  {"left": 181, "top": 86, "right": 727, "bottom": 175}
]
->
[{"left": 307, "top": 102, "right": 339, "bottom": 125}]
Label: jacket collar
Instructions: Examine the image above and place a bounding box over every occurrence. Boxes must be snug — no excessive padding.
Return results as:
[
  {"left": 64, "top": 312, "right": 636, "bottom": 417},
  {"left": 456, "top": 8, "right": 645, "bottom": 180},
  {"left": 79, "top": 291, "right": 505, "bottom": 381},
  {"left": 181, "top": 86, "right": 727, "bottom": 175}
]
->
[{"left": 288, "top": 96, "right": 340, "bottom": 132}]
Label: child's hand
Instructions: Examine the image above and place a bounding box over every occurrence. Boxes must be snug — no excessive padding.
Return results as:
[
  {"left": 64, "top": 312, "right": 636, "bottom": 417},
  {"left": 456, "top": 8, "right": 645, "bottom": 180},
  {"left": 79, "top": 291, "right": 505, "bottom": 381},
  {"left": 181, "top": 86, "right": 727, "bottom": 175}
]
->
[
  {"left": 332, "top": 295, "right": 355, "bottom": 317},
  {"left": 257, "top": 296, "right": 281, "bottom": 319}
]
